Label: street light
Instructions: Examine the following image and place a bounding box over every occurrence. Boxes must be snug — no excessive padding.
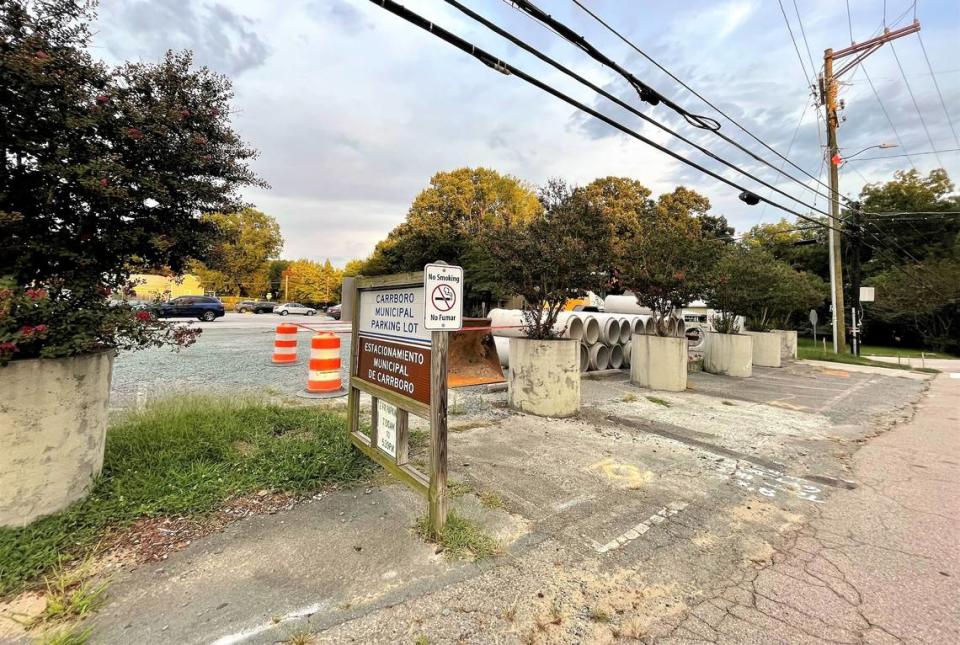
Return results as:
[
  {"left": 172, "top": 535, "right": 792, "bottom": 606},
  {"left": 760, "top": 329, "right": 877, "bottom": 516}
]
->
[{"left": 840, "top": 143, "right": 897, "bottom": 164}]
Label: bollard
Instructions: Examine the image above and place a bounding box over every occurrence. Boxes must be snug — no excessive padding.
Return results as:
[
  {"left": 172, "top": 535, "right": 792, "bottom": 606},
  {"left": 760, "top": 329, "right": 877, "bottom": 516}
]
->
[
  {"left": 271, "top": 323, "right": 299, "bottom": 365},
  {"left": 299, "top": 333, "right": 347, "bottom": 398}
]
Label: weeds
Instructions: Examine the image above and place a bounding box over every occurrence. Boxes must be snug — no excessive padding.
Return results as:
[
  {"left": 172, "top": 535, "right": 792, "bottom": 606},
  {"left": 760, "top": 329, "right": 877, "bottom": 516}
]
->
[
  {"left": 413, "top": 636, "right": 430, "bottom": 645},
  {"left": 33, "top": 561, "right": 108, "bottom": 626},
  {"left": 646, "top": 396, "right": 671, "bottom": 407},
  {"left": 284, "top": 632, "right": 315, "bottom": 645},
  {"left": 721, "top": 400, "right": 735, "bottom": 406},
  {"left": 415, "top": 512, "right": 501, "bottom": 560},
  {"left": 616, "top": 616, "right": 646, "bottom": 640},
  {"left": 478, "top": 490, "right": 504, "bottom": 509},
  {"left": 621, "top": 393, "right": 638, "bottom": 403},
  {"left": 34, "top": 624, "right": 92, "bottom": 645},
  {"left": 447, "top": 480, "right": 474, "bottom": 498},
  {"left": 0, "top": 396, "right": 371, "bottom": 595},
  {"left": 589, "top": 606, "right": 611, "bottom": 623}
]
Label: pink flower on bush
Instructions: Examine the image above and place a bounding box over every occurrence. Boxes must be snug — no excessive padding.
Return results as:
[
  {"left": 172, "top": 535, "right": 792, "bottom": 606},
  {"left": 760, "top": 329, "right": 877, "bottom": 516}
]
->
[
  {"left": 127, "top": 127, "right": 144, "bottom": 140},
  {"left": 0, "top": 341, "right": 17, "bottom": 354},
  {"left": 96, "top": 94, "right": 110, "bottom": 104},
  {"left": 135, "top": 310, "right": 152, "bottom": 322},
  {"left": 19, "top": 325, "right": 48, "bottom": 338},
  {"left": 32, "top": 325, "right": 48, "bottom": 333},
  {"left": 24, "top": 288, "right": 47, "bottom": 300}
]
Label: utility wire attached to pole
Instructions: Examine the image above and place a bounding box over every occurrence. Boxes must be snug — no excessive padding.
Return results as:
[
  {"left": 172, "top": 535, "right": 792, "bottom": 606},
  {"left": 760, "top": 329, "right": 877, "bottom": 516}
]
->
[{"left": 366, "top": 0, "right": 849, "bottom": 233}]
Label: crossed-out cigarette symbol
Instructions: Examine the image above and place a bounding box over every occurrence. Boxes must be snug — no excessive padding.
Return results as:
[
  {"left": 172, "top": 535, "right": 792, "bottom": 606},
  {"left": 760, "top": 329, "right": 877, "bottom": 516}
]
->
[{"left": 431, "top": 284, "right": 456, "bottom": 311}]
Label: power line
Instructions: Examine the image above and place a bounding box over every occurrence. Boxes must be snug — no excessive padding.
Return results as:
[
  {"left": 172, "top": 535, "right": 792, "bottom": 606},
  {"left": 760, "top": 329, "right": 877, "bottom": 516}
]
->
[
  {"left": 369, "top": 0, "right": 849, "bottom": 236},
  {"left": 846, "top": 147, "right": 960, "bottom": 162},
  {"left": 757, "top": 98, "right": 814, "bottom": 223},
  {"left": 506, "top": 0, "right": 720, "bottom": 130},
  {"left": 845, "top": 0, "right": 854, "bottom": 43},
  {"left": 889, "top": 40, "right": 944, "bottom": 167},
  {"left": 443, "top": 0, "right": 841, "bottom": 222},
  {"left": 567, "top": 0, "right": 850, "bottom": 205},
  {"left": 859, "top": 65, "right": 917, "bottom": 169},
  {"left": 917, "top": 32, "right": 960, "bottom": 147}
]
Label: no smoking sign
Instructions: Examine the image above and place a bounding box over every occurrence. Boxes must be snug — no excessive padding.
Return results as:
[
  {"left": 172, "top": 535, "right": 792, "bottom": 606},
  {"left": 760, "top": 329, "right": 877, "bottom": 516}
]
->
[{"left": 423, "top": 263, "right": 464, "bottom": 331}]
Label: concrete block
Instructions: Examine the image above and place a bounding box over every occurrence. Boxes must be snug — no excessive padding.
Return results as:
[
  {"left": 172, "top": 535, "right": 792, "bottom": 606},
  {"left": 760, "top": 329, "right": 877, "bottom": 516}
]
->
[
  {"left": 0, "top": 352, "right": 114, "bottom": 527},
  {"left": 630, "top": 334, "right": 687, "bottom": 392},
  {"left": 744, "top": 331, "right": 782, "bottom": 368},
  {"left": 704, "top": 332, "right": 753, "bottom": 377},
  {"left": 508, "top": 338, "right": 580, "bottom": 418},
  {"left": 773, "top": 329, "right": 798, "bottom": 360}
]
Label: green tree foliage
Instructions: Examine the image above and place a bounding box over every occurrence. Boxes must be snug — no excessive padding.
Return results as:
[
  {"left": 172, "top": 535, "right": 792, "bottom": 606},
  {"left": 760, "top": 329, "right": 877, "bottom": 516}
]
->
[
  {"left": 865, "top": 258, "right": 960, "bottom": 352},
  {"left": 620, "top": 210, "right": 720, "bottom": 336},
  {"left": 191, "top": 209, "right": 283, "bottom": 297},
  {"left": 0, "top": 0, "right": 262, "bottom": 361},
  {"left": 266, "top": 259, "right": 291, "bottom": 299},
  {"left": 485, "top": 180, "right": 612, "bottom": 339},
  {"left": 284, "top": 259, "right": 342, "bottom": 305},
  {"left": 742, "top": 218, "right": 829, "bottom": 280},
  {"left": 363, "top": 168, "right": 541, "bottom": 313},
  {"left": 706, "top": 245, "right": 827, "bottom": 332}
]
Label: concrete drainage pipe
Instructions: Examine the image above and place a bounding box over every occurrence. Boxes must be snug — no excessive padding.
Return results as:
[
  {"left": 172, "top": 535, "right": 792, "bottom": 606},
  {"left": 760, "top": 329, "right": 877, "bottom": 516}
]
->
[{"left": 587, "top": 343, "right": 610, "bottom": 371}]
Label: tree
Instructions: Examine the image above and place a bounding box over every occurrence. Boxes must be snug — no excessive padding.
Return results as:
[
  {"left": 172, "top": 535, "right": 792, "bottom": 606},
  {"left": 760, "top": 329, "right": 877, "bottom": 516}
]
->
[
  {"left": 620, "top": 215, "right": 720, "bottom": 336},
  {"left": 191, "top": 208, "right": 283, "bottom": 297},
  {"left": 742, "top": 218, "right": 830, "bottom": 280},
  {"left": 267, "top": 259, "right": 290, "bottom": 299},
  {"left": 0, "top": 0, "right": 262, "bottom": 361},
  {"left": 865, "top": 258, "right": 960, "bottom": 353},
  {"left": 284, "top": 259, "right": 342, "bottom": 305},
  {"left": 486, "top": 180, "right": 613, "bottom": 338},
  {"left": 706, "top": 245, "right": 826, "bottom": 333},
  {"left": 364, "top": 167, "right": 541, "bottom": 312}
]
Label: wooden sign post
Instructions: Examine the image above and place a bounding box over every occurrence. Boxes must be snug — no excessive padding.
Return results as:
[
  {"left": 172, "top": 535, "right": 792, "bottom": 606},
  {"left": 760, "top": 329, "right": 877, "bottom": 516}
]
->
[{"left": 346, "top": 265, "right": 462, "bottom": 537}]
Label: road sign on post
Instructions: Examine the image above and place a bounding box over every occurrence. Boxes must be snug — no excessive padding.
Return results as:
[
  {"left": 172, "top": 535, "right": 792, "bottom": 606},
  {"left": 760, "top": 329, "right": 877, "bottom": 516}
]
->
[
  {"left": 346, "top": 265, "right": 455, "bottom": 538},
  {"left": 424, "top": 262, "right": 464, "bottom": 331},
  {"left": 809, "top": 309, "right": 819, "bottom": 344}
]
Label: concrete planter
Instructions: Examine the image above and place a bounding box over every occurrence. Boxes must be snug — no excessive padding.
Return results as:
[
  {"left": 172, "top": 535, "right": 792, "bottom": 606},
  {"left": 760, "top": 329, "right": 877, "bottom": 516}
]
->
[
  {"left": 630, "top": 333, "right": 687, "bottom": 392},
  {"left": 773, "top": 330, "right": 798, "bottom": 361},
  {"left": 1, "top": 351, "right": 114, "bottom": 527},
  {"left": 508, "top": 338, "right": 580, "bottom": 418},
  {"left": 744, "top": 331, "right": 782, "bottom": 368},
  {"left": 703, "top": 332, "right": 753, "bottom": 377}
]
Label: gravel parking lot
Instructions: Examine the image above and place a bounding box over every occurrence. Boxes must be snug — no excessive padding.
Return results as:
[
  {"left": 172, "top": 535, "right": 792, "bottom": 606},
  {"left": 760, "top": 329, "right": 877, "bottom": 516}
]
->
[{"left": 111, "top": 313, "right": 352, "bottom": 409}]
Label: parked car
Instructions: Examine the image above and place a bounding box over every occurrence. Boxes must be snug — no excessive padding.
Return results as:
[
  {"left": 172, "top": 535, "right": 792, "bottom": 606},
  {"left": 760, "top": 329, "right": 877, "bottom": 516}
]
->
[
  {"left": 154, "top": 296, "right": 225, "bottom": 321},
  {"left": 274, "top": 302, "right": 317, "bottom": 316},
  {"left": 326, "top": 304, "right": 342, "bottom": 320},
  {"left": 235, "top": 300, "right": 275, "bottom": 314}
]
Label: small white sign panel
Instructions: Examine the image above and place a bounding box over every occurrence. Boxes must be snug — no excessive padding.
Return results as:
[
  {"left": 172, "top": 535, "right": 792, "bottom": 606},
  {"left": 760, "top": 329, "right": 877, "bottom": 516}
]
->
[
  {"left": 859, "top": 286, "right": 875, "bottom": 302},
  {"left": 376, "top": 400, "right": 398, "bottom": 458},
  {"left": 423, "top": 263, "right": 464, "bottom": 331}
]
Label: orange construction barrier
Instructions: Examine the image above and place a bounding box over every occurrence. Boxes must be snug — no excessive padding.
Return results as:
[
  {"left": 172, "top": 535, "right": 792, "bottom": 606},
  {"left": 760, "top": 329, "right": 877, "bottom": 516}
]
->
[
  {"left": 305, "top": 333, "right": 342, "bottom": 393},
  {"left": 271, "top": 323, "right": 299, "bottom": 364}
]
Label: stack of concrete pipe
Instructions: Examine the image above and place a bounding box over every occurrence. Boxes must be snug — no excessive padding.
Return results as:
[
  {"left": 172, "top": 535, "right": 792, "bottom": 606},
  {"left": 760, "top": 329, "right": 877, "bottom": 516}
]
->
[{"left": 490, "top": 308, "right": 661, "bottom": 373}]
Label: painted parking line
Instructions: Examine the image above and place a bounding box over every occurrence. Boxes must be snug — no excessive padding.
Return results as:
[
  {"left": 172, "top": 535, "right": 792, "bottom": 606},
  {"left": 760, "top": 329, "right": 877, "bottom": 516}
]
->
[{"left": 591, "top": 501, "right": 689, "bottom": 554}]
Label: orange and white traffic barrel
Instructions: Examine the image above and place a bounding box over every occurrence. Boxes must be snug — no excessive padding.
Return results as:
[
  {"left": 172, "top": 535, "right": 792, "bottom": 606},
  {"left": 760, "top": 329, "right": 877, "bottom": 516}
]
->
[
  {"left": 299, "top": 333, "right": 347, "bottom": 398},
  {"left": 271, "top": 323, "right": 299, "bottom": 365}
]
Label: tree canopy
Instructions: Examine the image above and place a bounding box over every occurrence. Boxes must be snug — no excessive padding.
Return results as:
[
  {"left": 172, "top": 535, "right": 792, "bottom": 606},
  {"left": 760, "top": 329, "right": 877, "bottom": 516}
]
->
[
  {"left": 362, "top": 167, "right": 541, "bottom": 313},
  {"left": 1, "top": 0, "right": 262, "bottom": 361},
  {"left": 190, "top": 209, "right": 283, "bottom": 297}
]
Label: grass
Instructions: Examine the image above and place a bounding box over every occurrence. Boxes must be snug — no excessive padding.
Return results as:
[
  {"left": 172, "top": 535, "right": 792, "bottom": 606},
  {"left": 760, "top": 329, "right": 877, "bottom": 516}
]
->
[
  {"left": 32, "top": 559, "right": 109, "bottom": 626},
  {"left": 798, "top": 337, "right": 953, "bottom": 366},
  {"left": 34, "top": 624, "right": 93, "bottom": 645},
  {"left": 477, "top": 490, "right": 504, "bottom": 509},
  {"left": 588, "top": 606, "right": 611, "bottom": 623},
  {"left": 447, "top": 480, "right": 474, "bottom": 498},
  {"left": 0, "top": 396, "right": 371, "bottom": 596},
  {"left": 284, "top": 632, "right": 315, "bottom": 645},
  {"left": 415, "top": 511, "right": 501, "bottom": 560},
  {"left": 645, "top": 396, "right": 672, "bottom": 407}
]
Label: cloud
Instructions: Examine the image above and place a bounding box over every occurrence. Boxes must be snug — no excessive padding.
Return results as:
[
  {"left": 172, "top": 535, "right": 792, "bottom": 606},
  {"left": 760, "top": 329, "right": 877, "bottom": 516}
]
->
[
  {"left": 97, "top": 0, "right": 269, "bottom": 75},
  {"left": 89, "top": 0, "right": 960, "bottom": 263}
]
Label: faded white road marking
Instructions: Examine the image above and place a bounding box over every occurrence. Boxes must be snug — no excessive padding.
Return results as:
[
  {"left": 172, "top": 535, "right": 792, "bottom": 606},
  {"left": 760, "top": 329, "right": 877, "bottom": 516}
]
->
[
  {"left": 593, "top": 501, "right": 688, "bottom": 553},
  {"left": 733, "top": 464, "right": 824, "bottom": 503},
  {"left": 210, "top": 602, "right": 324, "bottom": 645}
]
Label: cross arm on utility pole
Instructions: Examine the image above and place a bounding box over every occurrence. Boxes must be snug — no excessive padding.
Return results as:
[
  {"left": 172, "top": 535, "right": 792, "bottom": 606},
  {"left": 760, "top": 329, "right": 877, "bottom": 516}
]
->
[{"left": 820, "top": 20, "right": 920, "bottom": 354}]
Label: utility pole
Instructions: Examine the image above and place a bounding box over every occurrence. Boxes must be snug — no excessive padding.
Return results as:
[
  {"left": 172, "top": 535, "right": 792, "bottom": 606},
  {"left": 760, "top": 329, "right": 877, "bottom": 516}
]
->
[
  {"left": 284, "top": 273, "right": 289, "bottom": 301},
  {"left": 848, "top": 202, "right": 863, "bottom": 356},
  {"left": 820, "top": 21, "right": 919, "bottom": 354}
]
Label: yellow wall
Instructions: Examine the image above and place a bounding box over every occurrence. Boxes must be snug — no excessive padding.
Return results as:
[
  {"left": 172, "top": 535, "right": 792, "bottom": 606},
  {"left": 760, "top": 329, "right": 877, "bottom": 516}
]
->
[{"left": 130, "top": 274, "right": 203, "bottom": 300}]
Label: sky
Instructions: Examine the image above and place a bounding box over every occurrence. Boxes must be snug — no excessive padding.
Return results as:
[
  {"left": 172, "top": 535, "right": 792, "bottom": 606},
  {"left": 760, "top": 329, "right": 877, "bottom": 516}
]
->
[{"left": 91, "top": 0, "right": 960, "bottom": 266}]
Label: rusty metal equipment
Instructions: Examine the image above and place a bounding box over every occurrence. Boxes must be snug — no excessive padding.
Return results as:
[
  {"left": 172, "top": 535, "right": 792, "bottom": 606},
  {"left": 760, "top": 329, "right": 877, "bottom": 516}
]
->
[{"left": 447, "top": 318, "right": 505, "bottom": 388}]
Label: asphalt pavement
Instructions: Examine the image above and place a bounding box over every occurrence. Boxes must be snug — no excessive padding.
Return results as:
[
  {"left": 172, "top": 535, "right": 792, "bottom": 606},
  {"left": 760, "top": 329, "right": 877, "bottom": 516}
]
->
[{"left": 84, "top": 360, "right": 953, "bottom": 644}]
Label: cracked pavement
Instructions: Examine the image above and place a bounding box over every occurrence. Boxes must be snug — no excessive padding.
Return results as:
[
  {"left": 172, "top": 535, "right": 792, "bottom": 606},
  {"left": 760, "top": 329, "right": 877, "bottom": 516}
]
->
[{"left": 77, "top": 362, "right": 956, "bottom": 644}]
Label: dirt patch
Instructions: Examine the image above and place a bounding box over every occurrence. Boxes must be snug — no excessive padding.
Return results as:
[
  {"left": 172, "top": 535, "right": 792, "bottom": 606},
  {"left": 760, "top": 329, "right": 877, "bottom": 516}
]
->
[
  {"left": 101, "top": 490, "right": 298, "bottom": 565},
  {"left": 729, "top": 500, "right": 804, "bottom": 529},
  {"left": 0, "top": 592, "right": 46, "bottom": 641}
]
